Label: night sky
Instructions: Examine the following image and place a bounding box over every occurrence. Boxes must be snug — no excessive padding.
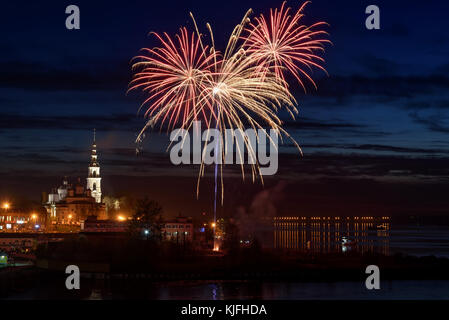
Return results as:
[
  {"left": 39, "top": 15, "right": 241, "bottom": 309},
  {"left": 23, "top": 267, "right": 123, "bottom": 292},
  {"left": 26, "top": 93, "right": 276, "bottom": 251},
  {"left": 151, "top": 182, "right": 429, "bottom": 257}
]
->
[{"left": 1, "top": 0, "right": 448, "bottom": 218}]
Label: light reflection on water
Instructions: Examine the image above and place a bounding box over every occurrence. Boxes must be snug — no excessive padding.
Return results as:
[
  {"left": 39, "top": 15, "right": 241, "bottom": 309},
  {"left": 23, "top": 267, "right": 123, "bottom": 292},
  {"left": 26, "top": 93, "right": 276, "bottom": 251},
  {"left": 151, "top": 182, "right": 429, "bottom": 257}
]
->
[
  {"left": 83, "top": 280, "right": 449, "bottom": 300},
  {"left": 12, "top": 278, "right": 449, "bottom": 300},
  {"left": 273, "top": 217, "right": 390, "bottom": 255},
  {"left": 165, "top": 280, "right": 449, "bottom": 300},
  {"left": 7, "top": 219, "right": 449, "bottom": 300},
  {"left": 273, "top": 217, "right": 449, "bottom": 258}
]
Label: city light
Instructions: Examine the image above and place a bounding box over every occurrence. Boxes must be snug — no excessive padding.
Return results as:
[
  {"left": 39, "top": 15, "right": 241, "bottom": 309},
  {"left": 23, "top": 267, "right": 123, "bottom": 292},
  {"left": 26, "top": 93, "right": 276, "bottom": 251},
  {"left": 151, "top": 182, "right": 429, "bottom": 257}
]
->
[
  {"left": 2, "top": 202, "right": 10, "bottom": 209},
  {"left": 68, "top": 214, "right": 72, "bottom": 219},
  {"left": 31, "top": 213, "right": 38, "bottom": 220},
  {"left": 211, "top": 222, "right": 216, "bottom": 228},
  {"left": 117, "top": 215, "right": 126, "bottom": 221}
]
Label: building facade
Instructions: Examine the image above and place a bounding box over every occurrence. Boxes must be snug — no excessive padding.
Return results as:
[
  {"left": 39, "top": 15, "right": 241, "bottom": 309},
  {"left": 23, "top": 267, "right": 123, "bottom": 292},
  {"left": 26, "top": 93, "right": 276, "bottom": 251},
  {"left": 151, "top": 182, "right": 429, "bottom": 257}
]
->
[
  {"left": 161, "top": 216, "right": 194, "bottom": 242},
  {"left": 0, "top": 208, "right": 35, "bottom": 232},
  {"left": 80, "top": 216, "right": 194, "bottom": 243},
  {"left": 81, "top": 215, "right": 128, "bottom": 233},
  {"left": 44, "top": 131, "right": 106, "bottom": 225}
]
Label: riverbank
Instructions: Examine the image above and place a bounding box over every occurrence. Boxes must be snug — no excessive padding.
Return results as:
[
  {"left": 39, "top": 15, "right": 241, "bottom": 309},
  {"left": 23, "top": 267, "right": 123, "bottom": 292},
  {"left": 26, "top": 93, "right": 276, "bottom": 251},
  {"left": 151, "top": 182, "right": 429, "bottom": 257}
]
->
[
  {"left": 0, "top": 265, "right": 37, "bottom": 298},
  {"left": 34, "top": 250, "right": 449, "bottom": 281}
]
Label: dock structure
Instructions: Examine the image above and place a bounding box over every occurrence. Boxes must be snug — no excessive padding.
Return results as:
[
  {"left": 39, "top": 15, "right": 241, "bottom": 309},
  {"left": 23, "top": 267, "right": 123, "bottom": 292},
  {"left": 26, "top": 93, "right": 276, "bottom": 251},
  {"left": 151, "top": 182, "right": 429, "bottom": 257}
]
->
[{"left": 273, "top": 216, "right": 390, "bottom": 254}]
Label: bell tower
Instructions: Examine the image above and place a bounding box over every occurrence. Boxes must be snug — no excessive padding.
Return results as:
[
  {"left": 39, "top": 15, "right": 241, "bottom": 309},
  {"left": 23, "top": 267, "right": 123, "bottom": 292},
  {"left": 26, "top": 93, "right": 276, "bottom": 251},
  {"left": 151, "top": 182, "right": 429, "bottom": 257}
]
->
[{"left": 86, "top": 129, "right": 102, "bottom": 203}]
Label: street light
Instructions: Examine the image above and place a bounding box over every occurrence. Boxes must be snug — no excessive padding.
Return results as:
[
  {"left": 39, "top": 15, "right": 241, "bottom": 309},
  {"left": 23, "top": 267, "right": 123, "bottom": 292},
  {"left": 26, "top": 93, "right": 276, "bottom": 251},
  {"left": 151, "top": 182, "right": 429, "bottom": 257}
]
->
[
  {"left": 117, "top": 215, "right": 126, "bottom": 221},
  {"left": 31, "top": 214, "right": 38, "bottom": 230},
  {"left": 2, "top": 202, "right": 10, "bottom": 210},
  {"left": 144, "top": 229, "right": 150, "bottom": 241}
]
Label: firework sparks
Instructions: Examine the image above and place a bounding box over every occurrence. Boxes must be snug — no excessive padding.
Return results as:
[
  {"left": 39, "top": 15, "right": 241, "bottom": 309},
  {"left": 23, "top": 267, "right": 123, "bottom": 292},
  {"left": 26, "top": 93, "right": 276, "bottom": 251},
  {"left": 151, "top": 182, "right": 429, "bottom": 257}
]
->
[
  {"left": 129, "top": 27, "right": 217, "bottom": 137},
  {"left": 242, "top": 1, "right": 330, "bottom": 91},
  {"left": 190, "top": 10, "right": 298, "bottom": 201},
  {"left": 129, "top": 2, "right": 329, "bottom": 206}
]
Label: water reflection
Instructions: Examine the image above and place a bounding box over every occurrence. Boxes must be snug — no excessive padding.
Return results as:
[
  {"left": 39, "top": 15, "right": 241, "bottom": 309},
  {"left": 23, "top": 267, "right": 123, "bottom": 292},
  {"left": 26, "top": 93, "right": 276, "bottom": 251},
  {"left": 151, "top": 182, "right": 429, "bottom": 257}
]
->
[{"left": 274, "top": 217, "right": 390, "bottom": 255}]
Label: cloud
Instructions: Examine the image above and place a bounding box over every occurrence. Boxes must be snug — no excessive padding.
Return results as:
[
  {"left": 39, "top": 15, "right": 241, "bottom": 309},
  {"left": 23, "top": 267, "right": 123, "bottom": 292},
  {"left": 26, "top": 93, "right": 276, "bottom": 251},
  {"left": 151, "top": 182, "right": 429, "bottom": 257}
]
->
[
  {"left": 342, "top": 144, "right": 446, "bottom": 154},
  {"left": 409, "top": 112, "right": 449, "bottom": 133},
  {"left": 434, "top": 62, "right": 449, "bottom": 75},
  {"left": 383, "top": 23, "right": 410, "bottom": 37},
  {"left": 1, "top": 152, "right": 63, "bottom": 163},
  {"left": 284, "top": 118, "right": 363, "bottom": 129},
  {"left": 284, "top": 118, "right": 389, "bottom": 138},
  {"left": 0, "top": 112, "right": 140, "bottom": 131},
  {"left": 356, "top": 55, "right": 403, "bottom": 77},
  {"left": 305, "top": 75, "right": 449, "bottom": 100},
  {"left": 300, "top": 143, "right": 449, "bottom": 155},
  {"left": 0, "top": 60, "right": 129, "bottom": 91},
  {"left": 403, "top": 99, "right": 449, "bottom": 110},
  {"left": 276, "top": 152, "right": 449, "bottom": 181}
]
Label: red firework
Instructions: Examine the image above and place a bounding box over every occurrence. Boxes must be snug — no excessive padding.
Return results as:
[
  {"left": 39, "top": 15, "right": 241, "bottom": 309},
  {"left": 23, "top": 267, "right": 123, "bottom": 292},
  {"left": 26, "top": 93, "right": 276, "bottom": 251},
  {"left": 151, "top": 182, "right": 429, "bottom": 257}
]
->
[
  {"left": 129, "top": 27, "right": 217, "bottom": 130},
  {"left": 243, "top": 1, "right": 330, "bottom": 91}
]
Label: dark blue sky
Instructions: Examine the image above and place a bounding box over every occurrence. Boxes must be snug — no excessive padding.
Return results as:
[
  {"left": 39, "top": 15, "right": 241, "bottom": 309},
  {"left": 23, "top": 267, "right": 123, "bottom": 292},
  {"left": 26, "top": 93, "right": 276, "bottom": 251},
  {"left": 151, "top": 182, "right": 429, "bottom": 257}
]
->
[{"left": 1, "top": 0, "right": 448, "bottom": 216}]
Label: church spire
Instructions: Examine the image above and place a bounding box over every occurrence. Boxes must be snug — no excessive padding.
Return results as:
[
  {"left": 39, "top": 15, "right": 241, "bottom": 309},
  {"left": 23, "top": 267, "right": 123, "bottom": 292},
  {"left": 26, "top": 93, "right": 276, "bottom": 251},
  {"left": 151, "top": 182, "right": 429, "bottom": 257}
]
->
[
  {"left": 87, "top": 129, "right": 102, "bottom": 203},
  {"left": 90, "top": 129, "right": 98, "bottom": 167}
]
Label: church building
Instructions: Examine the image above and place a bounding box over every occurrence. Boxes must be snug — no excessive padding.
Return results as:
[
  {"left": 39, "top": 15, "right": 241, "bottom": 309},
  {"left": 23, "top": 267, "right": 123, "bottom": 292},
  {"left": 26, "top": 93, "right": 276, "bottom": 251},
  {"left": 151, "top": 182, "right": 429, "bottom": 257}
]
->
[{"left": 44, "top": 130, "right": 106, "bottom": 225}]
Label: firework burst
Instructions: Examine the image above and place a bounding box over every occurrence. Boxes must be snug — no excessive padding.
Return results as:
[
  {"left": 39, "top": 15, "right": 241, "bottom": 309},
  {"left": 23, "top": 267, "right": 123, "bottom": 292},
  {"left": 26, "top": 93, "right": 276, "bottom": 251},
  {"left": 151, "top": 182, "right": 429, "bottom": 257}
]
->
[
  {"left": 129, "top": 2, "right": 329, "bottom": 205},
  {"left": 129, "top": 27, "right": 217, "bottom": 137},
  {"left": 189, "top": 10, "right": 298, "bottom": 201},
  {"left": 242, "top": 1, "right": 330, "bottom": 91}
]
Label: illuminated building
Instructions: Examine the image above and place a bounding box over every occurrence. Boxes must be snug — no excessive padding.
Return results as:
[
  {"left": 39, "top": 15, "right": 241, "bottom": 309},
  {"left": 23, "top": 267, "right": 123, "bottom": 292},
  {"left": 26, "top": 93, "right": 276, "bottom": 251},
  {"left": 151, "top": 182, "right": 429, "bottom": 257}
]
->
[
  {"left": 81, "top": 215, "right": 128, "bottom": 233},
  {"left": 0, "top": 207, "right": 33, "bottom": 231},
  {"left": 161, "top": 216, "right": 193, "bottom": 242},
  {"left": 80, "top": 215, "right": 194, "bottom": 242},
  {"left": 43, "top": 131, "right": 106, "bottom": 225}
]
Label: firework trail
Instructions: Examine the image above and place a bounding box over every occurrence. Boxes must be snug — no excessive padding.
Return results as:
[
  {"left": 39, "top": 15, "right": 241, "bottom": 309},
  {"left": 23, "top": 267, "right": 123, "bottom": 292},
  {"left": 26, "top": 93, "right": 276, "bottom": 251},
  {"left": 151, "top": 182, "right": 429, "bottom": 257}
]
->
[
  {"left": 191, "top": 12, "right": 299, "bottom": 249},
  {"left": 129, "top": 2, "right": 329, "bottom": 249},
  {"left": 190, "top": 10, "right": 296, "bottom": 245},
  {"left": 190, "top": 2, "right": 329, "bottom": 209}
]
